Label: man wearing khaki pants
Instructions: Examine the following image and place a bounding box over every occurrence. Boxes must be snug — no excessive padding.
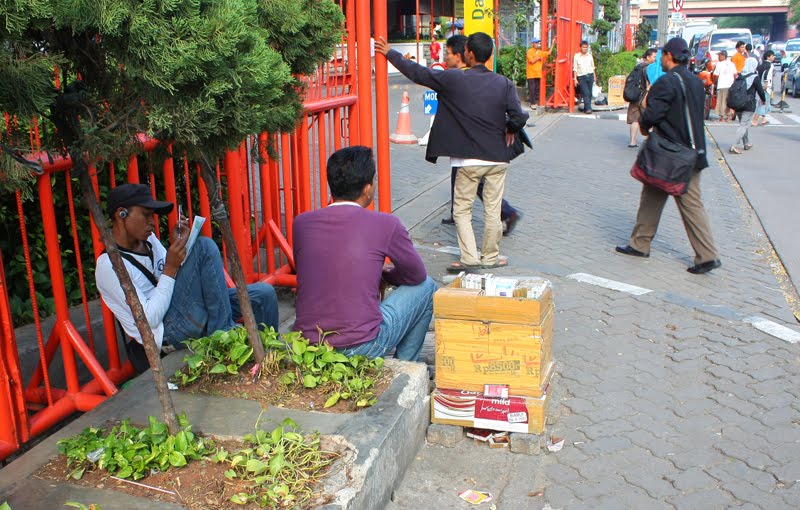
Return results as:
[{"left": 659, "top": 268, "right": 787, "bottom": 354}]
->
[{"left": 376, "top": 32, "right": 529, "bottom": 273}]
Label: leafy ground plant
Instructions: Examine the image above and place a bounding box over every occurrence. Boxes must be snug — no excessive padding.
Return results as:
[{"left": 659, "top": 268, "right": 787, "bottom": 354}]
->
[
  {"left": 211, "top": 417, "right": 337, "bottom": 508},
  {"left": 57, "top": 414, "right": 215, "bottom": 481},
  {"left": 174, "top": 328, "right": 386, "bottom": 410}
]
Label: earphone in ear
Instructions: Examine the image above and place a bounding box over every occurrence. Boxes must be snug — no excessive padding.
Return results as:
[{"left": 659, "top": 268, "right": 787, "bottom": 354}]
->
[{"left": 118, "top": 208, "right": 128, "bottom": 219}]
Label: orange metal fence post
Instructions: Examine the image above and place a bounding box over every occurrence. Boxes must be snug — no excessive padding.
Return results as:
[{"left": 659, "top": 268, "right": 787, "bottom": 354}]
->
[
  {"left": 356, "top": 0, "right": 374, "bottom": 151},
  {"left": 0, "top": 251, "right": 27, "bottom": 461},
  {"left": 374, "top": 0, "right": 392, "bottom": 213}
]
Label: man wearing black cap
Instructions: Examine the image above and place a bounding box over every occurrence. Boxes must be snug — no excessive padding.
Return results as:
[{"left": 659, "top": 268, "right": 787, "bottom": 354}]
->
[
  {"left": 616, "top": 38, "right": 722, "bottom": 275},
  {"left": 95, "top": 183, "right": 279, "bottom": 372}
]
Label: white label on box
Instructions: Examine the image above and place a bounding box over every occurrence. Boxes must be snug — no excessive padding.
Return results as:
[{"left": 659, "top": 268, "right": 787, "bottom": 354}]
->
[{"left": 507, "top": 411, "right": 528, "bottom": 424}]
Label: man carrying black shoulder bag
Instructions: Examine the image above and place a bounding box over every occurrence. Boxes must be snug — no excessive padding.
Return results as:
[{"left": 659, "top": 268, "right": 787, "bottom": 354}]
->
[{"left": 616, "top": 37, "right": 722, "bottom": 275}]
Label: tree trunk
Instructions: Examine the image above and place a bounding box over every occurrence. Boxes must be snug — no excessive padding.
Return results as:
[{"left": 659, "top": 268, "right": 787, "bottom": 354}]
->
[
  {"left": 74, "top": 157, "right": 179, "bottom": 434},
  {"left": 198, "top": 155, "right": 266, "bottom": 372}
]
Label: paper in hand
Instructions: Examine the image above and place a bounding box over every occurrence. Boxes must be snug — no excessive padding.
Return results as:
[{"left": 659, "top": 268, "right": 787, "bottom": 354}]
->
[{"left": 181, "top": 216, "right": 206, "bottom": 266}]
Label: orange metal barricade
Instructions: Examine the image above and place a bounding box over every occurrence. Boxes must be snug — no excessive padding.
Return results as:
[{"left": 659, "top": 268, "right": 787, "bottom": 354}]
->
[
  {"left": 544, "top": 0, "right": 594, "bottom": 111},
  {"left": 0, "top": 0, "right": 390, "bottom": 461}
]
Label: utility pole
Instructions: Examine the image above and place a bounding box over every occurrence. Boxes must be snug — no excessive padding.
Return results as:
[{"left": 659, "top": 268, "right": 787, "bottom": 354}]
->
[{"left": 657, "top": 0, "right": 669, "bottom": 45}]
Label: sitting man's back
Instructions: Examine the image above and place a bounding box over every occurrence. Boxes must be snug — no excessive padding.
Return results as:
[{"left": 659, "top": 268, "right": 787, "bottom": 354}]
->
[{"left": 293, "top": 146, "right": 436, "bottom": 361}]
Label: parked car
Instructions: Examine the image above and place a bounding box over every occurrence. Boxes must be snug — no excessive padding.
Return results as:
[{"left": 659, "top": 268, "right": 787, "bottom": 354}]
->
[
  {"left": 784, "top": 55, "right": 800, "bottom": 97},
  {"left": 782, "top": 39, "right": 800, "bottom": 69},
  {"left": 695, "top": 28, "right": 753, "bottom": 63}
]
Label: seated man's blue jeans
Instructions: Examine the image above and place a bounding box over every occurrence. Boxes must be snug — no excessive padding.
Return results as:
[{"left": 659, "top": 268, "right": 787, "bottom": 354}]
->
[
  {"left": 162, "top": 237, "right": 279, "bottom": 347},
  {"left": 340, "top": 277, "right": 436, "bottom": 362}
]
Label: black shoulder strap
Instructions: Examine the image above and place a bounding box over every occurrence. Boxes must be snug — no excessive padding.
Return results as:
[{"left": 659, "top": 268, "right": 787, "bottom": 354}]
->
[
  {"left": 102, "top": 250, "right": 159, "bottom": 287},
  {"left": 119, "top": 252, "right": 159, "bottom": 287}
]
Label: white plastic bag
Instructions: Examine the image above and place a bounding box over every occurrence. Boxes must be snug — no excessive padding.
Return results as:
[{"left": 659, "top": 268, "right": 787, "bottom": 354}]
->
[{"left": 592, "top": 84, "right": 602, "bottom": 99}]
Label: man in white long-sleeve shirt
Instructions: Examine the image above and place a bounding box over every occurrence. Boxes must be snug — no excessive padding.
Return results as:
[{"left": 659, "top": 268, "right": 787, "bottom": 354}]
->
[{"left": 95, "top": 183, "right": 278, "bottom": 372}]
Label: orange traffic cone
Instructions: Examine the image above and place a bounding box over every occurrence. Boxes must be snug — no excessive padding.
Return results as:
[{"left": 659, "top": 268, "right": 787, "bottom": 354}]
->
[{"left": 389, "top": 90, "right": 417, "bottom": 144}]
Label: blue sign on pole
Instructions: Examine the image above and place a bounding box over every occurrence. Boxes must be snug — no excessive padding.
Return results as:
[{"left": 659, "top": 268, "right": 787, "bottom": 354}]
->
[{"left": 423, "top": 90, "right": 438, "bottom": 115}]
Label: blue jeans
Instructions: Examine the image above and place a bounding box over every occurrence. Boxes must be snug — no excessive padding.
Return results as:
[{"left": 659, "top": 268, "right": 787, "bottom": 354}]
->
[
  {"left": 162, "top": 237, "right": 279, "bottom": 347},
  {"left": 340, "top": 277, "right": 436, "bottom": 361},
  {"left": 450, "top": 167, "right": 516, "bottom": 221}
]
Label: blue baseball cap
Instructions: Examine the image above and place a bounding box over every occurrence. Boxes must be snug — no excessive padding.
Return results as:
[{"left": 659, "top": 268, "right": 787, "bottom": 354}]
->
[{"left": 531, "top": 38, "right": 541, "bottom": 43}]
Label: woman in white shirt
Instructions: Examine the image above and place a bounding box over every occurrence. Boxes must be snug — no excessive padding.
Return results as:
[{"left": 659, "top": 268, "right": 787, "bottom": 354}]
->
[{"left": 713, "top": 50, "right": 737, "bottom": 122}]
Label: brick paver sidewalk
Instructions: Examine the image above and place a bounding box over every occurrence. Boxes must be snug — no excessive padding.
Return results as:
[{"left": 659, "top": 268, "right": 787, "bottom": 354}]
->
[{"left": 386, "top": 112, "right": 800, "bottom": 509}]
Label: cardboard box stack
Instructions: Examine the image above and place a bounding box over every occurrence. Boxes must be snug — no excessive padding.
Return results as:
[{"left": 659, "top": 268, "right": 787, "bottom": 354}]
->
[{"left": 431, "top": 275, "right": 554, "bottom": 434}]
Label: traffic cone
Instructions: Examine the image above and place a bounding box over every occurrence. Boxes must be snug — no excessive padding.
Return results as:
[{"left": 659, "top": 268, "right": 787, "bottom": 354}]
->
[{"left": 389, "top": 90, "right": 417, "bottom": 144}]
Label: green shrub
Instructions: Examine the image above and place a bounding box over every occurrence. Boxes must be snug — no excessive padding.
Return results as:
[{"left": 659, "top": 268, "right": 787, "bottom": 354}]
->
[
  {"left": 496, "top": 45, "right": 527, "bottom": 87},
  {"left": 595, "top": 51, "right": 639, "bottom": 92}
]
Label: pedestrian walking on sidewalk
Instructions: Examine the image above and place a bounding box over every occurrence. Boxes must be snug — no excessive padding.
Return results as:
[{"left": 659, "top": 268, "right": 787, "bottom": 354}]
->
[
  {"left": 440, "top": 35, "right": 523, "bottom": 236},
  {"left": 573, "top": 40, "right": 596, "bottom": 114},
  {"left": 627, "top": 48, "right": 657, "bottom": 147},
  {"left": 752, "top": 50, "right": 775, "bottom": 126},
  {"left": 729, "top": 57, "right": 765, "bottom": 154},
  {"left": 376, "top": 33, "right": 529, "bottom": 273},
  {"left": 713, "top": 50, "right": 736, "bottom": 122},
  {"left": 616, "top": 37, "right": 722, "bottom": 275}
]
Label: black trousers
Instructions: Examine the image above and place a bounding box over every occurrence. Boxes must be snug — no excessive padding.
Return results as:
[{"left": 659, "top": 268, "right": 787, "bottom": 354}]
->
[
  {"left": 527, "top": 78, "right": 541, "bottom": 105},
  {"left": 577, "top": 74, "right": 594, "bottom": 112}
]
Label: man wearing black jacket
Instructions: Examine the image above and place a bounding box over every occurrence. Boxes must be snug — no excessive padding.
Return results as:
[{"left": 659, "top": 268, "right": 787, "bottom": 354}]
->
[
  {"left": 376, "top": 33, "right": 529, "bottom": 273},
  {"left": 616, "top": 38, "right": 721, "bottom": 275}
]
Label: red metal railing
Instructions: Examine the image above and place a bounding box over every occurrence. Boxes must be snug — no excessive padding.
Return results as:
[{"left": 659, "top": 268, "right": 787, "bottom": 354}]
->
[
  {"left": 544, "top": 0, "right": 594, "bottom": 111},
  {"left": 0, "top": 0, "right": 390, "bottom": 461}
]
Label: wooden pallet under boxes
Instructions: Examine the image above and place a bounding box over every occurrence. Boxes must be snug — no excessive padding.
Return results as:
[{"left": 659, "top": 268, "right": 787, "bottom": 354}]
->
[{"left": 433, "top": 278, "right": 554, "bottom": 398}]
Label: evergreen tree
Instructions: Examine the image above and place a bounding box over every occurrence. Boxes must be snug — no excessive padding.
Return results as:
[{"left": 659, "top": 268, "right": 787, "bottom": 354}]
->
[
  {"left": 592, "top": 0, "right": 621, "bottom": 47},
  {"left": 0, "top": 0, "right": 343, "bottom": 432}
]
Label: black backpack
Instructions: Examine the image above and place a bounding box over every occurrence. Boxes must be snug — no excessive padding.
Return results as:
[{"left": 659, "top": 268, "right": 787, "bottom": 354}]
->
[
  {"left": 623, "top": 63, "right": 647, "bottom": 103},
  {"left": 726, "top": 72, "right": 755, "bottom": 111}
]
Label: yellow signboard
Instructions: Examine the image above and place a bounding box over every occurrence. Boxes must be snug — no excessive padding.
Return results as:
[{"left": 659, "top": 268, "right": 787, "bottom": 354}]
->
[{"left": 463, "top": 0, "right": 494, "bottom": 37}]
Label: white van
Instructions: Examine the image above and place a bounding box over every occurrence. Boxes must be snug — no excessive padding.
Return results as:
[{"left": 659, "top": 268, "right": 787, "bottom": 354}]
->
[
  {"left": 680, "top": 22, "right": 716, "bottom": 52},
  {"left": 695, "top": 28, "right": 753, "bottom": 62}
]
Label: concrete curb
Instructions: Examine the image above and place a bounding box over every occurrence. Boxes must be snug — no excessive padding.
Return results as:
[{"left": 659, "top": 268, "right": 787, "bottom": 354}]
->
[{"left": 0, "top": 356, "right": 430, "bottom": 510}]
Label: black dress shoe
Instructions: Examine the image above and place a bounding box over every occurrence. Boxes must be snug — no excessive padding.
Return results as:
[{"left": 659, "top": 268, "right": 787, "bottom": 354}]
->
[
  {"left": 687, "top": 259, "right": 721, "bottom": 274},
  {"left": 503, "top": 211, "right": 523, "bottom": 236},
  {"left": 441, "top": 217, "right": 455, "bottom": 225},
  {"left": 615, "top": 245, "right": 649, "bottom": 258}
]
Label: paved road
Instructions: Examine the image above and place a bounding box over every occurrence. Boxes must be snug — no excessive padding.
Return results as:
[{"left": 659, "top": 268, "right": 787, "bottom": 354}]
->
[{"left": 379, "top": 76, "right": 800, "bottom": 509}]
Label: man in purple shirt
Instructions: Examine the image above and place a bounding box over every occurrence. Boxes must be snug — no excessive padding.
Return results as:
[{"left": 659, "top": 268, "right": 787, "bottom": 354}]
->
[{"left": 293, "top": 146, "right": 437, "bottom": 361}]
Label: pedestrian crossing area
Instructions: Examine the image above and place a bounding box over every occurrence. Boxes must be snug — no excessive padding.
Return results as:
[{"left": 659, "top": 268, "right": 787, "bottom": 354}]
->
[{"left": 571, "top": 111, "right": 800, "bottom": 127}]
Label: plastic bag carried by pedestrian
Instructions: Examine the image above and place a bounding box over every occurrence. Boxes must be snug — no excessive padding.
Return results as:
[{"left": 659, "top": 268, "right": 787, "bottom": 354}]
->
[{"left": 592, "top": 83, "right": 602, "bottom": 98}]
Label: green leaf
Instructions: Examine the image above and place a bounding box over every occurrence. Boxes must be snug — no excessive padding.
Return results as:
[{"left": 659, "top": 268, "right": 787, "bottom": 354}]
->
[
  {"left": 279, "top": 372, "right": 295, "bottom": 385},
  {"left": 292, "top": 338, "right": 306, "bottom": 356},
  {"left": 224, "top": 469, "right": 237, "bottom": 479},
  {"left": 69, "top": 466, "right": 86, "bottom": 480},
  {"left": 226, "top": 363, "right": 239, "bottom": 375},
  {"left": 210, "top": 363, "right": 227, "bottom": 374},
  {"left": 356, "top": 399, "right": 369, "bottom": 407},
  {"left": 168, "top": 451, "right": 187, "bottom": 467},
  {"left": 302, "top": 374, "right": 317, "bottom": 388},
  {"left": 268, "top": 452, "right": 285, "bottom": 475},
  {"left": 175, "top": 431, "right": 188, "bottom": 452},
  {"left": 230, "top": 493, "right": 250, "bottom": 505},
  {"left": 177, "top": 413, "right": 190, "bottom": 428},
  {"left": 246, "top": 458, "right": 267, "bottom": 474},
  {"left": 116, "top": 466, "right": 133, "bottom": 479},
  {"left": 271, "top": 427, "right": 283, "bottom": 443},
  {"left": 324, "top": 392, "right": 341, "bottom": 408}
]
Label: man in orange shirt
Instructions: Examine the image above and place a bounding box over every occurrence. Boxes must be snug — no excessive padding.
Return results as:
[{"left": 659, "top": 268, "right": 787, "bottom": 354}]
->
[
  {"left": 731, "top": 41, "right": 748, "bottom": 72},
  {"left": 526, "top": 38, "right": 550, "bottom": 106}
]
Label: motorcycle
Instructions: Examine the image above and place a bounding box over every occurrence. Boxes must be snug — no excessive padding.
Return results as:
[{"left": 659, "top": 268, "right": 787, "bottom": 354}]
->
[{"left": 691, "top": 57, "right": 716, "bottom": 120}]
